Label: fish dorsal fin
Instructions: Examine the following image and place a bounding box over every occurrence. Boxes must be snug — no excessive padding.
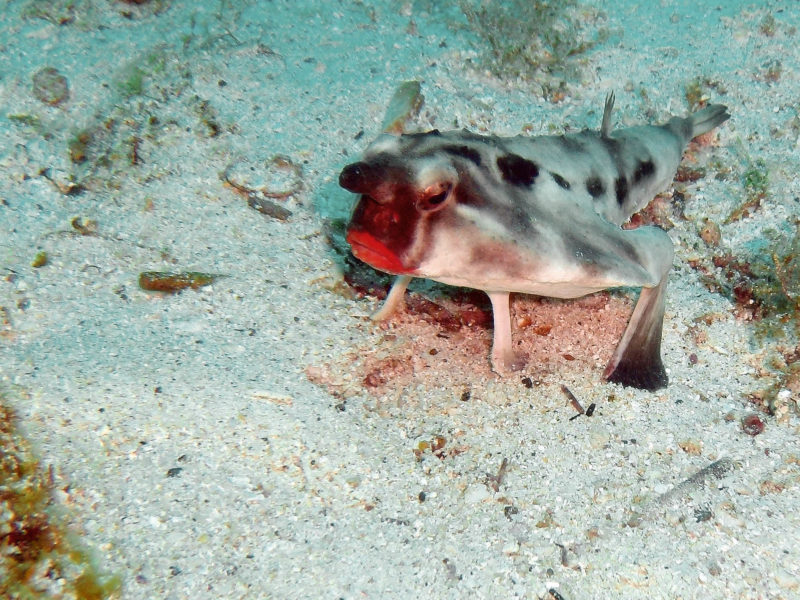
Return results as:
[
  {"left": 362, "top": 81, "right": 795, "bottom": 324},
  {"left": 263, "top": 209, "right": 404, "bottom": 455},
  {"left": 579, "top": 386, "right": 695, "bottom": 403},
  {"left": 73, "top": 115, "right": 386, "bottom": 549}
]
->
[{"left": 600, "top": 91, "right": 615, "bottom": 138}]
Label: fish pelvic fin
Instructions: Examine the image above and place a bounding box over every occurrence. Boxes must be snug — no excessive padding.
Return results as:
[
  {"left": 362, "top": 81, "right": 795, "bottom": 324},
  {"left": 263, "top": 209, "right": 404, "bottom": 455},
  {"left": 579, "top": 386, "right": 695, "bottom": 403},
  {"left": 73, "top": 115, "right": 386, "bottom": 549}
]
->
[{"left": 603, "top": 276, "right": 669, "bottom": 391}]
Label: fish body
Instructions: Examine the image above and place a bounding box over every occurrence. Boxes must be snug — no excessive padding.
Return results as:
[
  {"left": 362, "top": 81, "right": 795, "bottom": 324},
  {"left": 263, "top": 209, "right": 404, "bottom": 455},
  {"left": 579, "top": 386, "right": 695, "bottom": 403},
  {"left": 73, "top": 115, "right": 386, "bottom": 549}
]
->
[{"left": 339, "top": 95, "right": 729, "bottom": 390}]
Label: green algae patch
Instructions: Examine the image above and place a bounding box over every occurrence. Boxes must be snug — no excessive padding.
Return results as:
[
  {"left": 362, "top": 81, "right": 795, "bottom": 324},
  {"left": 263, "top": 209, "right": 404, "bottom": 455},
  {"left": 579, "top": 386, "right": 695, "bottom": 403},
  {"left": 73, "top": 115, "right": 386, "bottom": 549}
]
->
[
  {"left": 460, "top": 0, "right": 608, "bottom": 93},
  {"left": 726, "top": 158, "right": 769, "bottom": 224},
  {"left": 0, "top": 397, "right": 121, "bottom": 600}
]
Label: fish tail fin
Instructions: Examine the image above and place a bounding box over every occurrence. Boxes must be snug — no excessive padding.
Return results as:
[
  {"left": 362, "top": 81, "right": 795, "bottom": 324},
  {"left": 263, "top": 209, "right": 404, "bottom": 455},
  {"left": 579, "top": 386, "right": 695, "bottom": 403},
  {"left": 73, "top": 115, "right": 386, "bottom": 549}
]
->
[
  {"left": 688, "top": 104, "right": 730, "bottom": 138},
  {"left": 667, "top": 104, "right": 730, "bottom": 143}
]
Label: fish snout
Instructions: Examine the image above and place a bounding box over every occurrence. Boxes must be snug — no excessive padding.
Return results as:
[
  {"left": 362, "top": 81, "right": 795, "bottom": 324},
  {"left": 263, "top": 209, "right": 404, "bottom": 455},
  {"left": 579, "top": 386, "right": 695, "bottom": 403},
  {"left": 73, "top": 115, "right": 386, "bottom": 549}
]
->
[
  {"left": 339, "top": 161, "right": 391, "bottom": 195},
  {"left": 339, "top": 161, "right": 372, "bottom": 193}
]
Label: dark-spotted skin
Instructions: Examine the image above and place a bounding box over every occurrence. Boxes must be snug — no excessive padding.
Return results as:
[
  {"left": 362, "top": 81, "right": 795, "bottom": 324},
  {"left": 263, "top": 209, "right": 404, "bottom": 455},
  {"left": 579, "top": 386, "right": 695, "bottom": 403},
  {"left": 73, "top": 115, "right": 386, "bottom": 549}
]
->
[
  {"left": 586, "top": 175, "right": 605, "bottom": 198},
  {"left": 496, "top": 153, "right": 539, "bottom": 186}
]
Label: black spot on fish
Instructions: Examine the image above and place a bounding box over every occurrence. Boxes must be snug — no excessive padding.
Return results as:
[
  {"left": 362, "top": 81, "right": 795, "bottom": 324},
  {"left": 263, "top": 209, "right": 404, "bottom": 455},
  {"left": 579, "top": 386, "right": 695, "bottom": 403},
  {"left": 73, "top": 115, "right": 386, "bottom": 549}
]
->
[
  {"left": 633, "top": 159, "right": 655, "bottom": 183},
  {"left": 615, "top": 176, "right": 629, "bottom": 205},
  {"left": 497, "top": 153, "right": 539, "bottom": 186},
  {"left": 586, "top": 176, "right": 605, "bottom": 198},
  {"left": 552, "top": 172, "right": 571, "bottom": 190},
  {"left": 442, "top": 145, "right": 482, "bottom": 166}
]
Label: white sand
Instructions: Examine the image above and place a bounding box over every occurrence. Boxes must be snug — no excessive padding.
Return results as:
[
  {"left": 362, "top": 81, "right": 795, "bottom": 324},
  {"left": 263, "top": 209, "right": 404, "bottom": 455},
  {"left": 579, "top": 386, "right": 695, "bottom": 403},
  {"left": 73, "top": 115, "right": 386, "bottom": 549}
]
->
[{"left": 1, "top": 0, "right": 799, "bottom": 598}]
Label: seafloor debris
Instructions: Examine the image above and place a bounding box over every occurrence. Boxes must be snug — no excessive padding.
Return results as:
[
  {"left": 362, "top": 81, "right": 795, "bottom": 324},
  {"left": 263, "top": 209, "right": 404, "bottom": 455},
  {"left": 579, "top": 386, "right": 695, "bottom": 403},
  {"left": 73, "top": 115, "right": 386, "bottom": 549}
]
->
[
  {"left": 413, "top": 435, "right": 447, "bottom": 461},
  {"left": 485, "top": 457, "right": 509, "bottom": 492},
  {"left": 548, "top": 588, "right": 567, "bottom": 600},
  {"left": 661, "top": 458, "right": 735, "bottom": 500},
  {"left": 628, "top": 457, "right": 737, "bottom": 527},
  {"left": 222, "top": 155, "right": 302, "bottom": 220},
  {"left": 39, "top": 168, "right": 84, "bottom": 195},
  {"left": 31, "top": 66, "right": 69, "bottom": 106},
  {"left": 412, "top": 434, "right": 468, "bottom": 461},
  {"left": 68, "top": 130, "right": 91, "bottom": 165},
  {"left": 741, "top": 413, "right": 765, "bottom": 436},
  {"left": 246, "top": 194, "right": 292, "bottom": 221},
  {"left": 690, "top": 222, "right": 799, "bottom": 322},
  {"left": 561, "top": 384, "right": 584, "bottom": 417},
  {"left": 685, "top": 78, "right": 710, "bottom": 111},
  {"left": 223, "top": 155, "right": 303, "bottom": 201},
  {"left": 689, "top": 218, "right": 800, "bottom": 420},
  {"left": 750, "top": 359, "right": 799, "bottom": 422},
  {"left": 0, "top": 398, "right": 121, "bottom": 598},
  {"left": 116, "top": 0, "right": 171, "bottom": 17},
  {"left": 31, "top": 251, "right": 47, "bottom": 268},
  {"left": 678, "top": 439, "right": 703, "bottom": 455},
  {"left": 698, "top": 219, "right": 722, "bottom": 246},
  {"left": 114, "top": 49, "right": 168, "bottom": 98},
  {"left": 725, "top": 158, "right": 769, "bottom": 223},
  {"left": 459, "top": 0, "right": 607, "bottom": 94},
  {"left": 71, "top": 217, "right": 98, "bottom": 236},
  {"left": 138, "top": 271, "right": 218, "bottom": 293},
  {"left": 193, "top": 98, "right": 221, "bottom": 138}
]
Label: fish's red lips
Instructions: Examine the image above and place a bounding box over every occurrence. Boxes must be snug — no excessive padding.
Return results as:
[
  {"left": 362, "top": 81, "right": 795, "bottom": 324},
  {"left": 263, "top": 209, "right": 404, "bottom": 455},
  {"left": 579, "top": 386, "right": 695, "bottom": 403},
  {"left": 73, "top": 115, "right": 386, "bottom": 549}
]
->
[{"left": 346, "top": 230, "right": 412, "bottom": 275}]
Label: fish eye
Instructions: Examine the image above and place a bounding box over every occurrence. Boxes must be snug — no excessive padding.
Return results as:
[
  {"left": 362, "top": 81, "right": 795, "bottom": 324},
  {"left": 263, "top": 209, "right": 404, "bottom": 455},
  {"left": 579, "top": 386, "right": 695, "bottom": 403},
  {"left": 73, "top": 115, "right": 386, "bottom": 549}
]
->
[
  {"left": 417, "top": 182, "right": 453, "bottom": 212},
  {"left": 428, "top": 189, "right": 448, "bottom": 205}
]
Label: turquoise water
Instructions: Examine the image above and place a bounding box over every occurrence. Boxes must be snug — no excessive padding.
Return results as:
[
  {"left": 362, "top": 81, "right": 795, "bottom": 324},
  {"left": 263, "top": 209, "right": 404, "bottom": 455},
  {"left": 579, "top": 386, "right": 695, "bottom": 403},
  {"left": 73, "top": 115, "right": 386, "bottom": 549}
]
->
[{"left": 1, "top": 1, "right": 799, "bottom": 598}]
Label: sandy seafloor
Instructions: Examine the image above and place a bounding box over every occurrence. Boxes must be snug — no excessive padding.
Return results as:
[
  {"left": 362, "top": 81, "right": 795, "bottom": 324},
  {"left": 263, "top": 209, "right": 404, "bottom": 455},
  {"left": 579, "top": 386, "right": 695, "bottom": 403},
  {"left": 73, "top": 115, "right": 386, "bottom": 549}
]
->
[{"left": 2, "top": 0, "right": 800, "bottom": 598}]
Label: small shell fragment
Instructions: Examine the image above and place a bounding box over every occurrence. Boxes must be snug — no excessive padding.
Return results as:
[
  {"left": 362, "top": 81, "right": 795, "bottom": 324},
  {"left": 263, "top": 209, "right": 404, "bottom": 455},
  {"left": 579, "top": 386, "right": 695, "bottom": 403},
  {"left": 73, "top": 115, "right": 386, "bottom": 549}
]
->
[
  {"left": 138, "top": 271, "right": 218, "bottom": 293},
  {"left": 31, "top": 251, "right": 48, "bottom": 268},
  {"left": 252, "top": 391, "right": 293, "bottom": 406},
  {"left": 40, "top": 168, "right": 84, "bottom": 195},
  {"left": 71, "top": 217, "right": 98, "bottom": 236},
  {"left": 247, "top": 194, "right": 292, "bottom": 221},
  {"left": 32, "top": 67, "right": 70, "bottom": 106},
  {"left": 698, "top": 220, "right": 721, "bottom": 246},
  {"left": 741, "top": 413, "right": 765, "bottom": 436}
]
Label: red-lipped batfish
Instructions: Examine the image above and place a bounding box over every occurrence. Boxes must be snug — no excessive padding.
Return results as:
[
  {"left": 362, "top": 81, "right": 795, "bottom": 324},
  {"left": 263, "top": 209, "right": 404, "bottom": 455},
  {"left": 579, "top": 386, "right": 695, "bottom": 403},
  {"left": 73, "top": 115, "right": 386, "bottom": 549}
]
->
[{"left": 340, "top": 94, "right": 729, "bottom": 390}]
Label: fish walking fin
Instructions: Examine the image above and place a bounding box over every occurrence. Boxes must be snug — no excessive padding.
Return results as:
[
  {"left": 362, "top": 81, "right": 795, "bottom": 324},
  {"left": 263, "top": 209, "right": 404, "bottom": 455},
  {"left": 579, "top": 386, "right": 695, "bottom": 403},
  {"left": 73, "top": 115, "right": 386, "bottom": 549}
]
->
[
  {"left": 372, "top": 275, "right": 412, "bottom": 321},
  {"left": 603, "top": 276, "right": 669, "bottom": 391}
]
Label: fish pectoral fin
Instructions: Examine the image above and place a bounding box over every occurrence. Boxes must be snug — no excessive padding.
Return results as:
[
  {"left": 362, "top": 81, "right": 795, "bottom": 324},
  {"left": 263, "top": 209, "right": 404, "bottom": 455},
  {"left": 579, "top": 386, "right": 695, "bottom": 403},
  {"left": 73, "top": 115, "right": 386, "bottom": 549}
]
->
[
  {"left": 603, "top": 275, "right": 668, "bottom": 390},
  {"left": 372, "top": 275, "right": 412, "bottom": 321},
  {"left": 487, "top": 291, "right": 527, "bottom": 374}
]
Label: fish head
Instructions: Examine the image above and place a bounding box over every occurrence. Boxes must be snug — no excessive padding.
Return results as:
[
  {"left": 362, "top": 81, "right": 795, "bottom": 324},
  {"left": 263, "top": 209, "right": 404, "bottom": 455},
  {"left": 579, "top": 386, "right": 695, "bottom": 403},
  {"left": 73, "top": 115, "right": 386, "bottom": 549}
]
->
[{"left": 340, "top": 132, "right": 460, "bottom": 276}]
